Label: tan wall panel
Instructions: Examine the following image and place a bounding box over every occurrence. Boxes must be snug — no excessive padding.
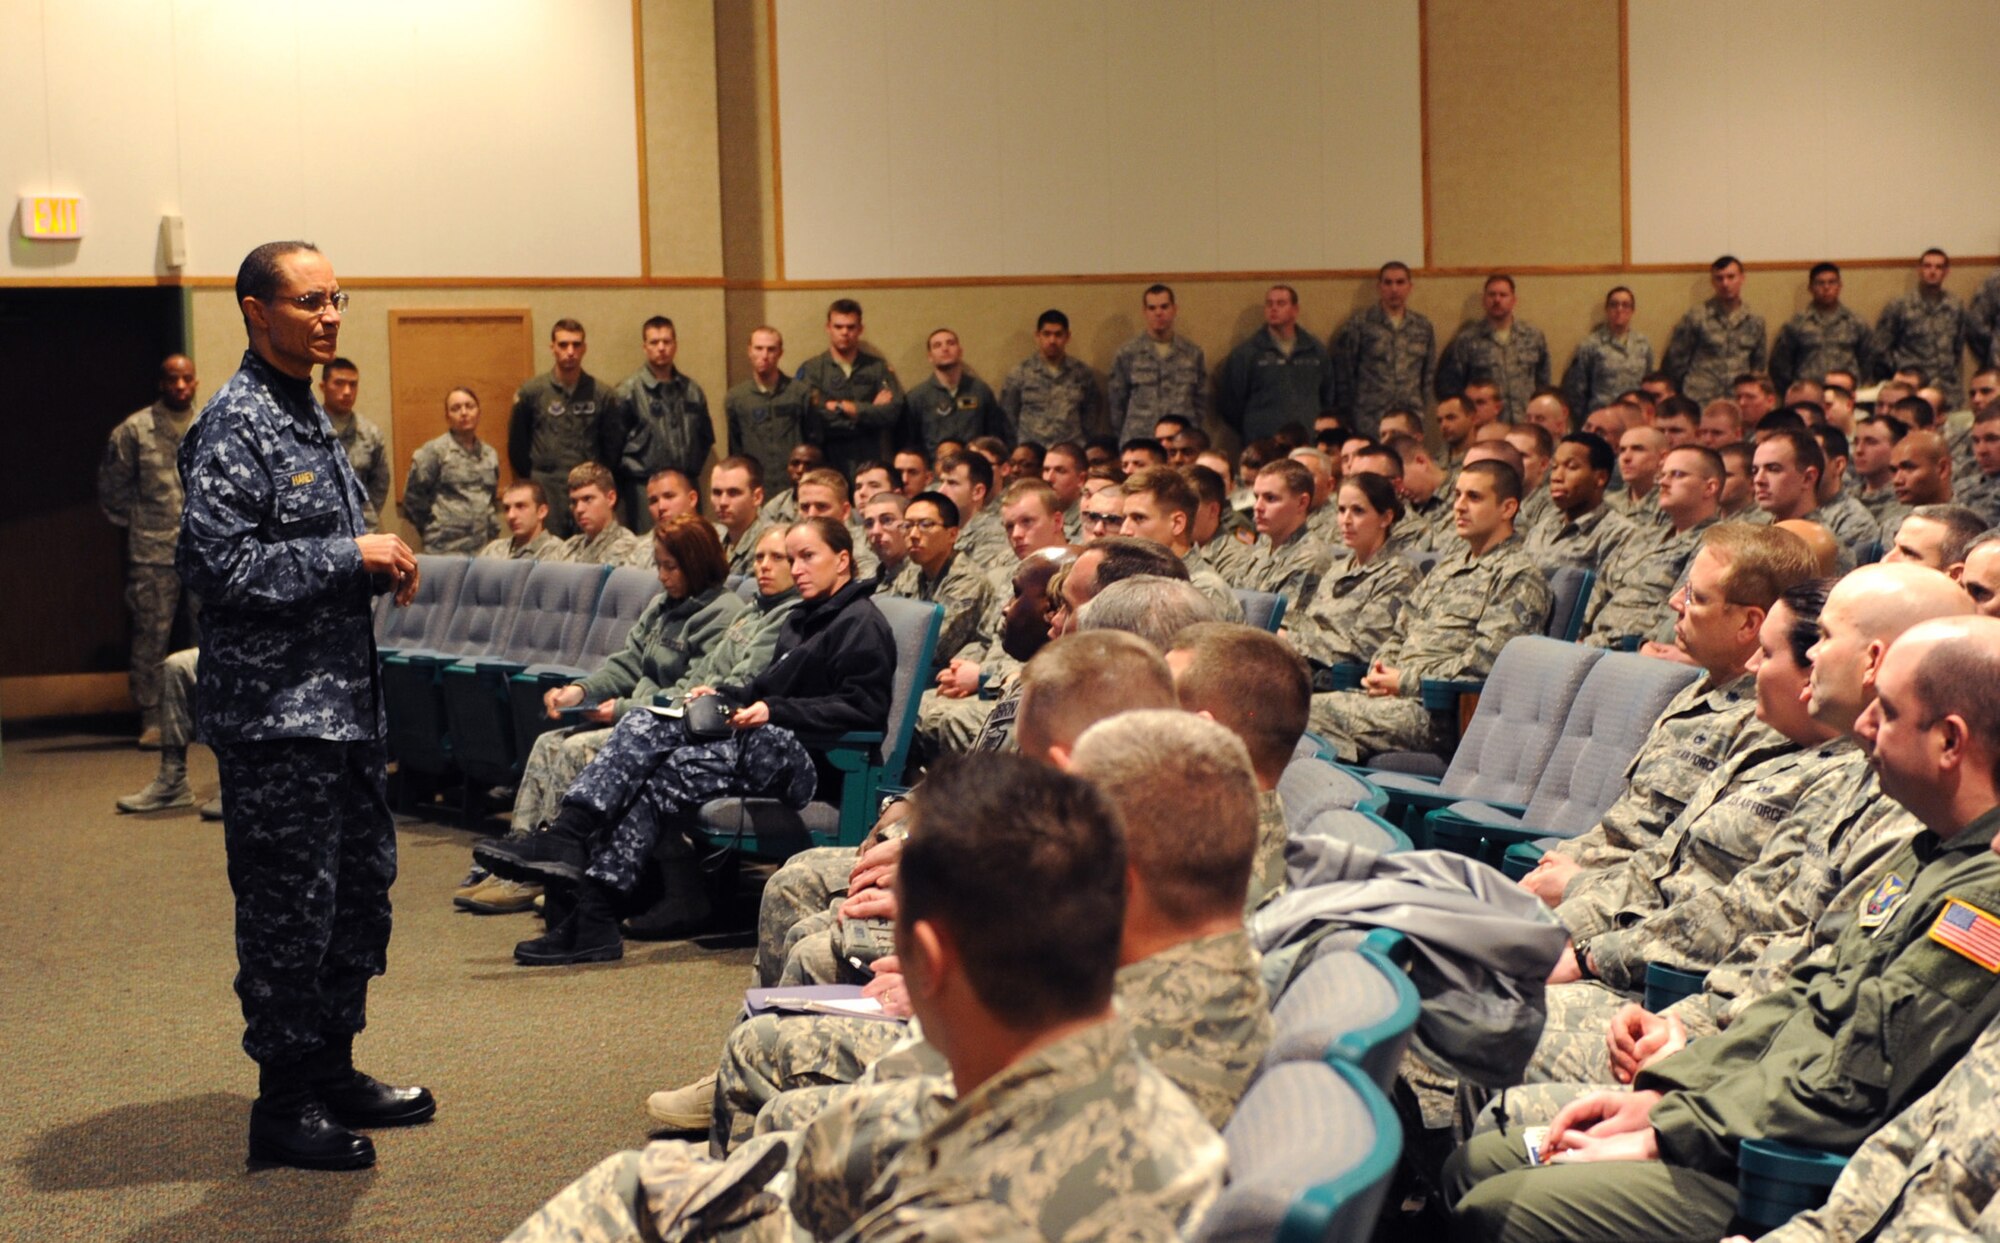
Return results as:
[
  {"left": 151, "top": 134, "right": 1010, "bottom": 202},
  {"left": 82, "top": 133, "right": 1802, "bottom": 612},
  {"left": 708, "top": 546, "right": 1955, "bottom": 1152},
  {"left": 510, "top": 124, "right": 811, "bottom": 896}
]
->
[
  {"left": 189, "top": 286, "right": 730, "bottom": 540},
  {"left": 642, "top": 0, "right": 726, "bottom": 277},
  {"left": 1425, "top": 0, "right": 1624, "bottom": 268},
  {"left": 716, "top": 0, "right": 780, "bottom": 281}
]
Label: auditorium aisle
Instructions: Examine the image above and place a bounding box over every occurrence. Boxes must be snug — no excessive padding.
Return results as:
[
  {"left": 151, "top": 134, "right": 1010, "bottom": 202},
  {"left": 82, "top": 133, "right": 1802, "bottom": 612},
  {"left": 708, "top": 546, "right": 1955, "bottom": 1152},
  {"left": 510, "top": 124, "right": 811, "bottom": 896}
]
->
[{"left": 1, "top": 723, "right": 749, "bottom": 1242}]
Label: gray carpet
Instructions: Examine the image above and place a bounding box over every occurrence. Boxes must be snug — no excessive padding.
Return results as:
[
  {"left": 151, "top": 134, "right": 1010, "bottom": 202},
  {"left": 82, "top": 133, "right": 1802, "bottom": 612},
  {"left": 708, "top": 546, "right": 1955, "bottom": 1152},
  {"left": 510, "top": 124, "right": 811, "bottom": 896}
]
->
[{"left": 1, "top": 724, "right": 752, "bottom": 1241}]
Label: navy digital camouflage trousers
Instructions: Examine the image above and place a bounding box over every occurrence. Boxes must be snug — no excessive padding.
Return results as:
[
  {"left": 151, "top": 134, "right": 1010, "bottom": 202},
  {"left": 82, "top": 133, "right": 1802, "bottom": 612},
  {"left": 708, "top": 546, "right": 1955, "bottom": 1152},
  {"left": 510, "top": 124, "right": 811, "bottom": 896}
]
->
[
  {"left": 560, "top": 710, "right": 816, "bottom": 893},
  {"left": 212, "top": 737, "right": 396, "bottom": 1067}
]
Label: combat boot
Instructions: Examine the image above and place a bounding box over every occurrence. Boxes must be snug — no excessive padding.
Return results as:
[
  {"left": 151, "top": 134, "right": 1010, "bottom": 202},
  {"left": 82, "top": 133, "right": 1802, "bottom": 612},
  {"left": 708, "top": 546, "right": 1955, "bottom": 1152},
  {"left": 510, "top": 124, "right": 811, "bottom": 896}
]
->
[
  {"left": 459, "top": 877, "right": 543, "bottom": 914},
  {"left": 622, "top": 857, "right": 715, "bottom": 940},
  {"left": 513, "top": 879, "right": 579, "bottom": 964},
  {"left": 646, "top": 1072, "right": 718, "bottom": 1130},
  {"left": 248, "top": 1058, "right": 374, "bottom": 1171},
  {"left": 515, "top": 878, "right": 623, "bottom": 966},
  {"left": 199, "top": 798, "right": 224, "bottom": 821},
  {"left": 474, "top": 808, "right": 594, "bottom": 883},
  {"left": 115, "top": 776, "right": 194, "bottom": 813},
  {"left": 312, "top": 1035, "right": 435, "bottom": 1129}
]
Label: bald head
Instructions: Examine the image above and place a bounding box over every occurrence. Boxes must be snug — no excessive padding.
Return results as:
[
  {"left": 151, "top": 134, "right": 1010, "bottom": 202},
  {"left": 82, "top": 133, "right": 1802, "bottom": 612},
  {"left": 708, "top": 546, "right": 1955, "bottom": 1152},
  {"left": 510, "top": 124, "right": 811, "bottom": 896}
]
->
[
  {"left": 1016, "top": 631, "right": 1179, "bottom": 762},
  {"left": 1804, "top": 563, "right": 1974, "bottom": 731},
  {"left": 1860, "top": 615, "right": 2000, "bottom": 834},
  {"left": 1774, "top": 519, "right": 1841, "bottom": 576},
  {"left": 1891, "top": 429, "right": 1952, "bottom": 506}
]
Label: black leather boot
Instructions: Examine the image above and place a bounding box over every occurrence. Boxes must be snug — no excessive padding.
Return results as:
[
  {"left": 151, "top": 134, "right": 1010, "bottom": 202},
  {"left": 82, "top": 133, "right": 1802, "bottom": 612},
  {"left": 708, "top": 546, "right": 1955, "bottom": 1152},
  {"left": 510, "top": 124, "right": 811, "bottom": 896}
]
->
[
  {"left": 248, "top": 1057, "right": 375, "bottom": 1171},
  {"left": 313, "top": 1035, "right": 436, "bottom": 1129},
  {"left": 513, "top": 877, "right": 581, "bottom": 964},
  {"left": 622, "top": 856, "right": 716, "bottom": 941},
  {"left": 474, "top": 806, "right": 596, "bottom": 883},
  {"left": 516, "top": 876, "right": 623, "bottom": 965}
]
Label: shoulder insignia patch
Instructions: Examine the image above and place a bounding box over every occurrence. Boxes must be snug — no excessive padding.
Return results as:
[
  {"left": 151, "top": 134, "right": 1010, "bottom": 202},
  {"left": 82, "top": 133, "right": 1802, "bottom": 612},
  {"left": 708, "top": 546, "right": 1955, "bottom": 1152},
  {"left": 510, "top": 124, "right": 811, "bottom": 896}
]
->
[
  {"left": 1858, "top": 873, "right": 1907, "bottom": 929},
  {"left": 1928, "top": 898, "right": 2000, "bottom": 972},
  {"left": 289, "top": 471, "right": 316, "bottom": 487}
]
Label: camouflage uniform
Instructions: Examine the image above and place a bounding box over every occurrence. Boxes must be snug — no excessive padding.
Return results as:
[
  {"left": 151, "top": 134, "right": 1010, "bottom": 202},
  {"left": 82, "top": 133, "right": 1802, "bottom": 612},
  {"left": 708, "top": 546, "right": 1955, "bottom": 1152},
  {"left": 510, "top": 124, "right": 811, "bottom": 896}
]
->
[
  {"left": 510, "top": 1019, "right": 1224, "bottom": 1243},
  {"left": 1759, "top": 1010, "right": 2000, "bottom": 1243},
  {"left": 1107, "top": 334, "right": 1206, "bottom": 443},
  {"left": 1330, "top": 305, "right": 1435, "bottom": 439},
  {"left": 760, "top": 488, "right": 797, "bottom": 527},
  {"left": 883, "top": 554, "right": 992, "bottom": 677},
  {"left": 1516, "top": 483, "right": 1554, "bottom": 537},
  {"left": 1858, "top": 480, "right": 1903, "bottom": 526},
  {"left": 400, "top": 432, "right": 500, "bottom": 553},
  {"left": 1967, "top": 271, "right": 2000, "bottom": 369},
  {"left": 512, "top": 590, "right": 798, "bottom": 835},
  {"left": 508, "top": 369, "right": 613, "bottom": 539},
  {"left": 999, "top": 354, "right": 1106, "bottom": 447},
  {"left": 1529, "top": 740, "right": 1873, "bottom": 1083},
  {"left": 328, "top": 410, "right": 390, "bottom": 532},
  {"left": 903, "top": 373, "right": 1006, "bottom": 457},
  {"left": 725, "top": 929, "right": 1266, "bottom": 1161},
  {"left": 1664, "top": 777, "right": 1924, "bottom": 1040},
  {"left": 796, "top": 351, "right": 904, "bottom": 478},
  {"left": 560, "top": 523, "right": 643, "bottom": 568},
  {"left": 1243, "top": 525, "right": 1336, "bottom": 612},
  {"left": 478, "top": 528, "right": 567, "bottom": 561},
  {"left": 1307, "top": 533, "right": 1551, "bottom": 761},
  {"left": 1436, "top": 319, "right": 1552, "bottom": 422},
  {"left": 159, "top": 647, "right": 199, "bottom": 750},
  {"left": 176, "top": 349, "right": 394, "bottom": 1069},
  {"left": 721, "top": 518, "right": 773, "bottom": 578},
  {"left": 1199, "top": 526, "right": 1258, "bottom": 587},
  {"left": 1181, "top": 545, "right": 1244, "bottom": 621},
  {"left": 1549, "top": 671, "right": 1768, "bottom": 871},
  {"left": 725, "top": 375, "right": 814, "bottom": 492},
  {"left": 1956, "top": 469, "right": 2000, "bottom": 527},
  {"left": 1522, "top": 501, "right": 1639, "bottom": 575},
  {"left": 1662, "top": 298, "right": 1768, "bottom": 404},
  {"left": 1603, "top": 487, "right": 1661, "bottom": 525},
  {"left": 99, "top": 399, "right": 198, "bottom": 721},
  {"left": 1770, "top": 303, "right": 1873, "bottom": 393},
  {"left": 1445, "top": 810, "right": 2000, "bottom": 1243},
  {"left": 1560, "top": 325, "right": 1655, "bottom": 418},
  {"left": 609, "top": 367, "right": 712, "bottom": 532},
  {"left": 559, "top": 710, "right": 816, "bottom": 894},
  {"left": 1872, "top": 289, "right": 1971, "bottom": 410},
  {"left": 1580, "top": 514, "right": 1715, "bottom": 646},
  {"left": 950, "top": 508, "right": 1013, "bottom": 576},
  {"left": 1218, "top": 328, "right": 1339, "bottom": 443},
  {"left": 1815, "top": 488, "right": 1881, "bottom": 555},
  {"left": 1286, "top": 549, "right": 1421, "bottom": 669},
  {"left": 1246, "top": 788, "right": 1290, "bottom": 916}
]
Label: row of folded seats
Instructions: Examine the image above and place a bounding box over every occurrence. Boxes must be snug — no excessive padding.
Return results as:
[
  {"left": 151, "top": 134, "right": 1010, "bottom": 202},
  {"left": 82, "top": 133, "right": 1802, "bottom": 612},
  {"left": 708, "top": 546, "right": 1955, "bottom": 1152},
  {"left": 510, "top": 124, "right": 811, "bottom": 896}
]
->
[{"left": 374, "top": 556, "right": 666, "bottom": 806}]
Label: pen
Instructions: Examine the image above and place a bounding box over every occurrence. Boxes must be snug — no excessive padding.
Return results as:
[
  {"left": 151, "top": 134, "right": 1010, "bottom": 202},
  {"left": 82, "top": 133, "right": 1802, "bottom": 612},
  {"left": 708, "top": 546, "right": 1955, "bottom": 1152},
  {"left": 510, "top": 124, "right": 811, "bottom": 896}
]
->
[{"left": 849, "top": 956, "right": 872, "bottom": 976}]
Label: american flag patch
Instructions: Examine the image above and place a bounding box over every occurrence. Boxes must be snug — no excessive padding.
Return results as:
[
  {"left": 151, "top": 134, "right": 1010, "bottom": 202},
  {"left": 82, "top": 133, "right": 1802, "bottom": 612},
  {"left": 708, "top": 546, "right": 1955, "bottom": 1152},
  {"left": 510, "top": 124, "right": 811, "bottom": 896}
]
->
[{"left": 1929, "top": 899, "right": 2000, "bottom": 972}]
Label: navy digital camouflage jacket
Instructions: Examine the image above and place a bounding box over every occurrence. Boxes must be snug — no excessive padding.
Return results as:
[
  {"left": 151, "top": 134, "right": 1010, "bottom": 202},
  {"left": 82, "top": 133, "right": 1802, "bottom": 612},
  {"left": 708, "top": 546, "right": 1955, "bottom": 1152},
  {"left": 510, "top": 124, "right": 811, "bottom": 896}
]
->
[{"left": 177, "top": 350, "right": 384, "bottom": 744}]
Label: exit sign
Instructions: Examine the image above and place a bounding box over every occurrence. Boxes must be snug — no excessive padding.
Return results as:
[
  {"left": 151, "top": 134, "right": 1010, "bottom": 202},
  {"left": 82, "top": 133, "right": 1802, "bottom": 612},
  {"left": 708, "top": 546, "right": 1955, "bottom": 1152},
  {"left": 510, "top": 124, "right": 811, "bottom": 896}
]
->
[{"left": 19, "top": 196, "right": 86, "bottom": 240}]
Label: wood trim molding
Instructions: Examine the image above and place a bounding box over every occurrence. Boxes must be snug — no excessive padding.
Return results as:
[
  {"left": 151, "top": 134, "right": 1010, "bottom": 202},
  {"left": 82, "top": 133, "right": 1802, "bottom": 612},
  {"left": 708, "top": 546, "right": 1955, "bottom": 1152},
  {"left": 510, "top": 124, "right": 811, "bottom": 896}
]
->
[
  {"left": 1417, "top": 0, "right": 1433, "bottom": 271},
  {"left": 9, "top": 258, "right": 1995, "bottom": 294},
  {"left": 631, "top": 0, "right": 652, "bottom": 279},
  {"left": 1, "top": 672, "right": 131, "bottom": 721},
  {"left": 765, "top": 0, "right": 786, "bottom": 281},
  {"left": 1617, "top": 0, "right": 1632, "bottom": 267}
]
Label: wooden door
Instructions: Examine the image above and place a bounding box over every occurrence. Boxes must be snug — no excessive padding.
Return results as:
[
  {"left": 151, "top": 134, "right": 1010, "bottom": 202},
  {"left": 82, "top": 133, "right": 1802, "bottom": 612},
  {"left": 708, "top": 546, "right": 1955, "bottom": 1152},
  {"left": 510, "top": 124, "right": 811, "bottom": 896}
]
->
[{"left": 386, "top": 309, "right": 536, "bottom": 533}]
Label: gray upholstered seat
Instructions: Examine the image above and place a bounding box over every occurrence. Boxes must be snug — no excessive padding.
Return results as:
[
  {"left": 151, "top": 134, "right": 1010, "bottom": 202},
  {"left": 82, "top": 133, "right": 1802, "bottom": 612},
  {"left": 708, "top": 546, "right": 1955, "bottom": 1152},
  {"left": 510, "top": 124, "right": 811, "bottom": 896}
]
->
[
  {"left": 1233, "top": 588, "right": 1287, "bottom": 633},
  {"left": 1194, "top": 1060, "right": 1401, "bottom": 1243},
  {"left": 1371, "top": 637, "right": 1604, "bottom": 808},
  {"left": 375, "top": 554, "right": 468, "bottom": 651},
  {"left": 1441, "top": 651, "right": 1704, "bottom": 841}
]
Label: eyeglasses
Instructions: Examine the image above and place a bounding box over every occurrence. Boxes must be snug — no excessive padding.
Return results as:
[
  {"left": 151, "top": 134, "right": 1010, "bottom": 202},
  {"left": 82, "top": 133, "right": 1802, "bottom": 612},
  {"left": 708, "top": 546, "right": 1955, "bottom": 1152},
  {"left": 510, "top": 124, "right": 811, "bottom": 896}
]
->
[
  {"left": 1082, "top": 511, "right": 1123, "bottom": 526},
  {"left": 282, "top": 290, "right": 349, "bottom": 316},
  {"left": 906, "top": 519, "right": 948, "bottom": 533}
]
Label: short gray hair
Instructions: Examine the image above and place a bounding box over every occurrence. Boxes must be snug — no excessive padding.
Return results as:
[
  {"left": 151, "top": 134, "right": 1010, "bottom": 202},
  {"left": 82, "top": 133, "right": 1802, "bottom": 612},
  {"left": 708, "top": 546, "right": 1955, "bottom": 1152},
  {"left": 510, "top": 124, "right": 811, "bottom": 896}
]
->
[
  {"left": 1078, "top": 576, "right": 1219, "bottom": 649},
  {"left": 1069, "top": 709, "right": 1258, "bottom": 922},
  {"left": 1908, "top": 504, "right": 1991, "bottom": 567}
]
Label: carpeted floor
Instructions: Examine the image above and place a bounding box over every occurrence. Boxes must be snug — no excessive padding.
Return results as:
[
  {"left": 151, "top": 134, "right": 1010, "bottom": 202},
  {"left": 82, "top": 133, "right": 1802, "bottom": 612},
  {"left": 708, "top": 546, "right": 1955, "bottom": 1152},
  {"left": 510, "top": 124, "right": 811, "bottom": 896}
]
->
[{"left": 2, "top": 721, "right": 753, "bottom": 1242}]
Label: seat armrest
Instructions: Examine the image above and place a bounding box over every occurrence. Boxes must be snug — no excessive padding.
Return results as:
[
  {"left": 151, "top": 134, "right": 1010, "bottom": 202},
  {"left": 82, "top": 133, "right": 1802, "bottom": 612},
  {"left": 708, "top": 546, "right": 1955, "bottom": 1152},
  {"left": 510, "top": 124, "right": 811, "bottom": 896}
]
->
[{"left": 1419, "top": 678, "right": 1484, "bottom": 711}]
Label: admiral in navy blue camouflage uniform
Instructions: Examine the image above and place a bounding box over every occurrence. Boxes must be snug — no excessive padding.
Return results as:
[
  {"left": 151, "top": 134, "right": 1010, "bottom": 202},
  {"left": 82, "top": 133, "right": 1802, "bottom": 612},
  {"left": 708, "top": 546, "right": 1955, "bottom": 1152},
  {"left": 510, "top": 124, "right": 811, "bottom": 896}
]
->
[{"left": 177, "top": 337, "right": 400, "bottom": 1070}]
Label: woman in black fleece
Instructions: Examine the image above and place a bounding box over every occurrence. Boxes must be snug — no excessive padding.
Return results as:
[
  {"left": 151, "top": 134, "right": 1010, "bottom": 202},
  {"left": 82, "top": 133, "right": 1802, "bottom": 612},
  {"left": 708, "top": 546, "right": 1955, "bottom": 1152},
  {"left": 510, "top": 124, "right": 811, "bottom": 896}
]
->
[{"left": 477, "top": 517, "right": 895, "bottom": 965}]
